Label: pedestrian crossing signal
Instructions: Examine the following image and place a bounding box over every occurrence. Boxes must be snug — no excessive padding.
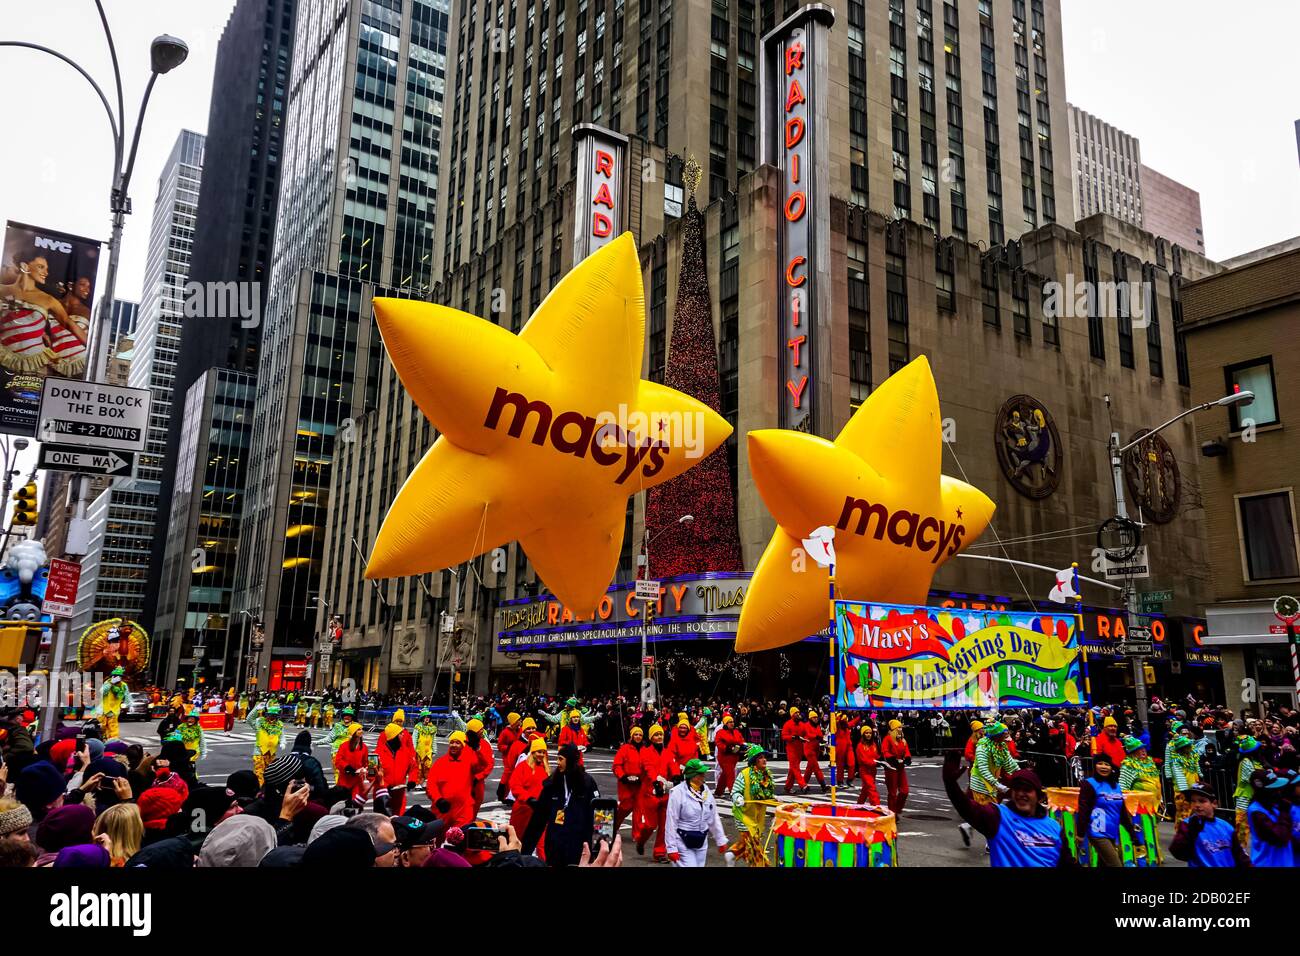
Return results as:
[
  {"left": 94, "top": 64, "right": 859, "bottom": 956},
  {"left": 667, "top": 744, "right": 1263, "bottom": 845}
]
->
[{"left": 11, "top": 482, "right": 37, "bottom": 526}]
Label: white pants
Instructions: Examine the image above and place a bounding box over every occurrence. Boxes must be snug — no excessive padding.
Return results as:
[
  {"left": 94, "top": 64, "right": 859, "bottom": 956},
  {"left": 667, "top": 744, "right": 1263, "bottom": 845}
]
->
[{"left": 672, "top": 844, "right": 709, "bottom": 867}]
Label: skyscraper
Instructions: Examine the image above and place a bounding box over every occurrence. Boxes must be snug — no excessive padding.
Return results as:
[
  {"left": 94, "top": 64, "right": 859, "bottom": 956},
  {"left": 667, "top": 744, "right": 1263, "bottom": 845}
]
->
[
  {"left": 233, "top": 0, "right": 450, "bottom": 692},
  {"left": 151, "top": 0, "right": 298, "bottom": 686},
  {"left": 72, "top": 131, "right": 204, "bottom": 665}
]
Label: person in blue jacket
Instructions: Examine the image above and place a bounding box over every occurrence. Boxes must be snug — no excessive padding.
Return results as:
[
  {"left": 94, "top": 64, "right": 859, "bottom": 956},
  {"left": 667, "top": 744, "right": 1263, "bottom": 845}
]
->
[
  {"left": 1169, "top": 782, "right": 1248, "bottom": 867},
  {"left": 1246, "top": 768, "right": 1295, "bottom": 868},
  {"left": 943, "top": 750, "right": 1076, "bottom": 867},
  {"left": 1077, "top": 752, "right": 1140, "bottom": 867}
]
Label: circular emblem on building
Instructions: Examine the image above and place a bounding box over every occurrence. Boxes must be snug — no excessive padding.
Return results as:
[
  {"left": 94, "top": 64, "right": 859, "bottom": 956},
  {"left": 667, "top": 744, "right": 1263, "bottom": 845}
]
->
[
  {"left": 1123, "top": 429, "right": 1181, "bottom": 524},
  {"left": 994, "top": 394, "right": 1062, "bottom": 499}
]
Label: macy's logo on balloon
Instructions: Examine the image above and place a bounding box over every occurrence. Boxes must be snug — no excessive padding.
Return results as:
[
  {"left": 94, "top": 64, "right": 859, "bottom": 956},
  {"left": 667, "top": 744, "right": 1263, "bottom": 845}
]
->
[
  {"left": 836, "top": 496, "right": 966, "bottom": 564},
  {"left": 484, "top": 387, "right": 668, "bottom": 484}
]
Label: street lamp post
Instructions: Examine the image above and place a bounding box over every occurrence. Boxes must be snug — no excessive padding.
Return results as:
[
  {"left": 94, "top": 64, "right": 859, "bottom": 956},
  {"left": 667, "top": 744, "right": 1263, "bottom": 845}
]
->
[
  {"left": 5, "top": 5, "right": 188, "bottom": 741},
  {"left": 1104, "top": 388, "right": 1254, "bottom": 728},
  {"left": 639, "top": 513, "right": 694, "bottom": 709}
]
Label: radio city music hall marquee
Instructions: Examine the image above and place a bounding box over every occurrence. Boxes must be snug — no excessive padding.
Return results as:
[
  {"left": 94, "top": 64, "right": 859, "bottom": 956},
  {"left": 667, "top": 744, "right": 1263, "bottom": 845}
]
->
[
  {"left": 763, "top": 4, "right": 834, "bottom": 435},
  {"left": 572, "top": 124, "right": 629, "bottom": 261}
]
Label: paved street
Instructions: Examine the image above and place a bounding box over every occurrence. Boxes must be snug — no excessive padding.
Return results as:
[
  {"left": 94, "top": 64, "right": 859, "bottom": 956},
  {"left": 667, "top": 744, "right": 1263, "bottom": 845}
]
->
[{"left": 122, "top": 718, "right": 1184, "bottom": 867}]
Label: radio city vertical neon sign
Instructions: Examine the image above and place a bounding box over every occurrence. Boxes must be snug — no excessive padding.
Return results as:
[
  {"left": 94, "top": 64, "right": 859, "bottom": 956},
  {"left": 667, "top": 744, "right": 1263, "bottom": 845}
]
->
[
  {"left": 763, "top": 5, "right": 834, "bottom": 434},
  {"left": 572, "top": 124, "right": 630, "bottom": 262}
]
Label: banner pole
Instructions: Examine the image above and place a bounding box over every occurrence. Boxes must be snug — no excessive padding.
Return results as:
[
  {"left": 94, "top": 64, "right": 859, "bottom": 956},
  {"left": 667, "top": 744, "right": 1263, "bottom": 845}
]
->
[{"left": 828, "top": 564, "right": 836, "bottom": 814}]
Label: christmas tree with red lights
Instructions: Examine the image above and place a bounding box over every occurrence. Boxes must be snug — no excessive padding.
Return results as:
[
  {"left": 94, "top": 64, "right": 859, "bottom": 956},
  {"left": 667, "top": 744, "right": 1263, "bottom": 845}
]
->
[{"left": 645, "top": 165, "right": 744, "bottom": 578}]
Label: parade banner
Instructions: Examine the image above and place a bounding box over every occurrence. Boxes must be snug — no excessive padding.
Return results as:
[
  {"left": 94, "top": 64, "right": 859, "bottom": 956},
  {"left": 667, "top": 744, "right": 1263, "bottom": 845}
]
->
[
  {"left": 834, "top": 601, "right": 1085, "bottom": 709},
  {"left": 0, "top": 222, "right": 101, "bottom": 435}
]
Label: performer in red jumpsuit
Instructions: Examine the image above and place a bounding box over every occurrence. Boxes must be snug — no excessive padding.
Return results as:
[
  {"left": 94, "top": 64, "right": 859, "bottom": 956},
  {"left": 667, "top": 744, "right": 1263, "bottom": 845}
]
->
[
  {"left": 713, "top": 713, "right": 746, "bottom": 798},
  {"left": 633, "top": 724, "right": 672, "bottom": 862},
  {"left": 881, "top": 719, "right": 912, "bottom": 816},
  {"left": 429, "top": 731, "right": 478, "bottom": 828},
  {"left": 557, "top": 710, "right": 590, "bottom": 762},
  {"left": 612, "top": 725, "right": 644, "bottom": 832},
  {"left": 499, "top": 717, "right": 540, "bottom": 801},
  {"left": 854, "top": 724, "right": 881, "bottom": 805},
  {"left": 834, "top": 713, "right": 858, "bottom": 786},
  {"left": 494, "top": 711, "right": 522, "bottom": 800},
  {"left": 802, "top": 710, "right": 827, "bottom": 791},
  {"left": 464, "top": 718, "right": 495, "bottom": 817},
  {"left": 664, "top": 717, "right": 700, "bottom": 780},
  {"left": 376, "top": 721, "right": 418, "bottom": 815},
  {"left": 333, "top": 724, "right": 369, "bottom": 802},
  {"left": 508, "top": 737, "right": 549, "bottom": 843},
  {"left": 781, "top": 707, "right": 807, "bottom": 794}
]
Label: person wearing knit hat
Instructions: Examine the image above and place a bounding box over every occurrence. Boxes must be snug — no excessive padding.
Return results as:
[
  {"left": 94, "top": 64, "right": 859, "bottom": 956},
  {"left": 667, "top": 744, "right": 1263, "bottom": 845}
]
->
[
  {"left": 519, "top": 743, "right": 602, "bottom": 867},
  {"left": 428, "top": 730, "right": 479, "bottom": 829},
  {"left": 1232, "top": 735, "right": 1266, "bottom": 855},
  {"left": 665, "top": 714, "right": 700, "bottom": 781},
  {"left": 198, "top": 814, "right": 278, "bottom": 867},
  {"left": 1092, "top": 714, "right": 1127, "bottom": 769},
  {"left": 713, "top": 712, "right": 746, "bottom": 799},
  {"left": 1245, "top": 768, "right": 1296, "bottom": 867},
  {"left": 612, "top": 725, "right": 643, "bottom": 834},
  {"left": 959, "top": 720, "right": 1018, "bottom": 846},
  {"left": 463, "top": 716, "right": 496, "bottom": 817},
  {"left": 262, "top": 751, "right": 306, "bottom": 791},
  {"left": 664, "top": 758, "right": 729, "bottom": 867},
  {"left": 333, "top": 723, "right": 370, "bottom": 801},
  {"left": 800, "top": 710, "right": 828, "bottom": 793},
  {"left": 54, "top": 843, "right": 112, "bottom": 868},
  {"left": 780, "top": 706, "right": 808, "bottom": 794},
  {"left": 943, "top": 751, "right": 1070, "bottom": 866},
  {"left": 557, "top": 708, "right": 590, "bottom": 759},
  {"left": 494, "top": 711, "right": 522, "bottom": 798},
  {"left": 1118, "top": 736, "right": 1162, "bottom": 827},
  {"left": 49, "top": 737, "right": 77, "bottom": 774},
  {"left": 246, "top": 698, "right": 285, "bottom": 785},
  {"left": 882, "top": 718, "right": 913, "bottom": 817},
  {"left": 854, "top": 723, "right": 881, "bottom": 806},
  {"left": 308, "top": 812, "right": 347, "bottom": 844},
  {"left": 225, "top": 769, "right": 261, "bottom": 804},
  {"left": 729, "top": 746, "right": 775, "bottom": 867},
  {"left": 33, "top": 803, "right": 93, "bottom": 864},
  {"left": 137, "top": 786, "right": 186, "bottom": 834},
  {"left": 508, "top": 735, "right": 551, "bottom": 842},
  {"left": 0, "top": 798, "right": 34, "bottom": 840},
  {"left": 414, "top": 709, "right": 438, "bottom": 792},
  {"left": 179, "top": 707, "right": 207, "bottom": 768},
  {"left": 1167, "top": 734, "right": 1202, "bottom": 822},
  {"left": 376, "top": 720, "right": 418, "bottom": 815},
  {"left": 15, "top": 761, "right": 66, "bottom": 822},
  {"left": 99, "top": 666, "right": 129, "bottom": 741},
  {"left": 633, "top": 723, "right": 673, "bottom": 861},
  {"left": 1162, "top": 719, "right": 1186, "bottom": 799},
  {"left": 500, "top": 715, "right": 545, "bottom": 803},
  {"left": 328, "top": 705, "right": 354, "bottom": 783}
]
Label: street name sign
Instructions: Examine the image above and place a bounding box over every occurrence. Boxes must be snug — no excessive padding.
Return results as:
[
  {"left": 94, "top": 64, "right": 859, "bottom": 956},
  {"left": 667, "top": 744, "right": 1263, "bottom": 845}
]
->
[
  {"left": 1103, "top": 546, "right": 1150, "bottom": 581},
  {"left": 37, "top": 378, "right": 151, "bottom": 452}
]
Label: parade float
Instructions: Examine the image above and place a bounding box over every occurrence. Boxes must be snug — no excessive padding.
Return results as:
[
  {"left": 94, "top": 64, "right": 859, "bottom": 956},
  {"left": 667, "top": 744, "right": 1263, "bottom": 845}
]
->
[
  {"left": 1046, "top": 787, "right": 1163, "bottom": 867},
  {"left": 772, "top": 802, "right": 898, "bottom": 868}
]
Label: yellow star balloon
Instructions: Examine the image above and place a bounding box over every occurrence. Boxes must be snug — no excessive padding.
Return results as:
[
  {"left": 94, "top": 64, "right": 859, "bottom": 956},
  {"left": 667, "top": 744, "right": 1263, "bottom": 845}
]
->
[
  {"left": 736, "top": 355, "right": 996, "bottom": 652},
  {"left": 364, "top": 232, "right": 733, "bottom": 612}
]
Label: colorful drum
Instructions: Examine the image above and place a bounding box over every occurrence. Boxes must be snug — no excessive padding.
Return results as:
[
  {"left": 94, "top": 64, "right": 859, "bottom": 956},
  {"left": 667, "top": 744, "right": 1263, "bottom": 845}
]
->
[
  {"left": 772, "top": 802, "right": 898, "bottom": 868},
  {"left": 1046, "top": 787, "right": 1162, "bottom": 867}
]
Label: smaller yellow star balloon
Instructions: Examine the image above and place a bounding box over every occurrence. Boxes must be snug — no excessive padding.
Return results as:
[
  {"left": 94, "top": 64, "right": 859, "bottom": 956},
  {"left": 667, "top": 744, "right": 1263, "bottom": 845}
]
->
[
  {"left": 364, "top": 233, "right": 732, "bottom": 613},
  {"left": 736, "top": 355, "right": 996, "bottom": 652}
]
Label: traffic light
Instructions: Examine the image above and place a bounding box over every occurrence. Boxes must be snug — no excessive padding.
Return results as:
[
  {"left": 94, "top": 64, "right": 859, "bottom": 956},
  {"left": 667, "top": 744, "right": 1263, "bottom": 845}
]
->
[{"left": 11, "top": 482, "right": 37, "bottom": 526}]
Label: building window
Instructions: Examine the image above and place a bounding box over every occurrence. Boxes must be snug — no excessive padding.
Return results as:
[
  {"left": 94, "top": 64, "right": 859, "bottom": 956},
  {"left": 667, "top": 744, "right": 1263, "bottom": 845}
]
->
[
  {"left": 1040, "top": 280, "right": 1059, "bottom": 349},
  {"left": 1084, "top": 239, "right": 1104, "bottom": 360},
  {"left": 1011, "top": 275, "right": 1030, "bottom": 338},
  {"left": 1224, "top": 357, "right": 1279, "bottom": 430},
  {"left": 1236, "top": 490, "right": 1300, "bottom": 582},
  {"left": 935, "top": 244, "right": 955, "bottom": 312},
  {"left": 1114, "top": 252, "right": 1134, "bottom": 369},
  {"left": 981, "top": 255, "right": 999, "bottom": 328}
]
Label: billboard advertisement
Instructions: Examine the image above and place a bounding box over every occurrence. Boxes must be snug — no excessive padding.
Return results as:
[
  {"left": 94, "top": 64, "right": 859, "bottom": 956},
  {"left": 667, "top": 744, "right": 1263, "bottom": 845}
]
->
[
  {"left": 834, "top": 601, "right": 1086, "bottom": 710},
  {"left": 0, "top": 221, "right": 101, "bottom": 435}
]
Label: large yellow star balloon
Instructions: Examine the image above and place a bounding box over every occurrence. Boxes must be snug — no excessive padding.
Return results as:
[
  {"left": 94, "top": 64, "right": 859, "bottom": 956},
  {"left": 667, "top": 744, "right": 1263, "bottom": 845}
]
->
[
  {"left": 364, "top": 233, "right": 732, "bottom": 612},
  {"left": 735, "top": 355, "right": 996, "bottom": 652}
]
